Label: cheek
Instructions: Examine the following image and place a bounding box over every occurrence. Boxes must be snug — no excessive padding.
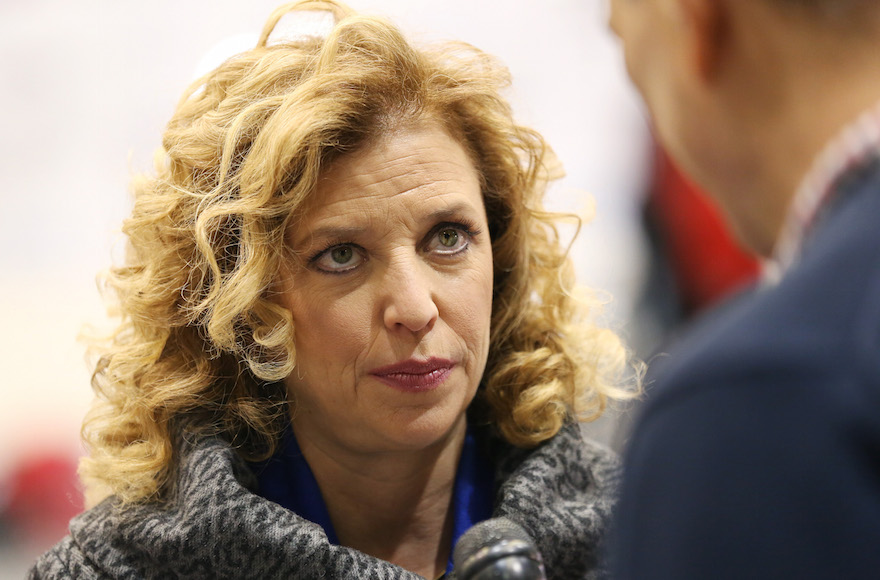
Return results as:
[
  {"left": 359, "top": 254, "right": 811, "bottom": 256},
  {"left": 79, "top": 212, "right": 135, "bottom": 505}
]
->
[
  {"left": 611, "top": 4, "right": 660, "bottom": 105},
  {"left": 610, "top": 1, "right": 640, "bottom": 72},
  {"left": 285, "top": 283, "right": 373, "bottom": 371},
  {"left": 608, "top": 0, "right": 628, "bottom": 44},
  {"left": 449, "top": 255, "right": 494, "bottom": 359}
]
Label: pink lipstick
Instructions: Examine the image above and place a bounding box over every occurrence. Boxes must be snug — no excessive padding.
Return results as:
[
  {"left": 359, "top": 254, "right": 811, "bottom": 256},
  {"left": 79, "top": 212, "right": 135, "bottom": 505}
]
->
[{"left": 369, "top": 357, "right": 455, "bottom": 392}]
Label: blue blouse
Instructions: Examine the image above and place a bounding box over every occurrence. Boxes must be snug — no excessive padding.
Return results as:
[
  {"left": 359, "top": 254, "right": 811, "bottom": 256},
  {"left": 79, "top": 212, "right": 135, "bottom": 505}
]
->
[{"left": 251, "top": 424, "right": 495, "bottom": 575}]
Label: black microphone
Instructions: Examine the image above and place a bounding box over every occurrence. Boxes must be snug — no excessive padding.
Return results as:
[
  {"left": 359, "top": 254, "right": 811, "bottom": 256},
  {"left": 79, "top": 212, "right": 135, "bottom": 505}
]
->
[{"left": 452, "top": 518, "right": 547, "bottom": 580}]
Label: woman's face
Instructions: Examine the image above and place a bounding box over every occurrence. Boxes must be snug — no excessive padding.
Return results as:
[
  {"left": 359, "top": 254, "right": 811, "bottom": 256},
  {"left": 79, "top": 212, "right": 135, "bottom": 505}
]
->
[{"left": 277, "top": 121, "right": 494, "bottom": 456}]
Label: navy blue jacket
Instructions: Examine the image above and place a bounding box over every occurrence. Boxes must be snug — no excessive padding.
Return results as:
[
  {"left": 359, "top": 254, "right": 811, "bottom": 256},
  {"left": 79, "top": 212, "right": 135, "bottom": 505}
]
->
[{"left": 609, "top": 157, "right": 880, "bottom": 579}]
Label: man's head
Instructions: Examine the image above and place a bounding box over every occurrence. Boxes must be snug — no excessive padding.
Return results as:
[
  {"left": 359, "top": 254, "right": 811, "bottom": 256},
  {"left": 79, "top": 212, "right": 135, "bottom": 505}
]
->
[{"left": 609, "top": 0, "right": 880, "bottom": 255}]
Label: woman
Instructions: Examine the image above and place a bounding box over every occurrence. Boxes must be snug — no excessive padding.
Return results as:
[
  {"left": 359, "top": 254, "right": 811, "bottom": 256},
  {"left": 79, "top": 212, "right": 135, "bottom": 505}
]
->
[{"left": 31, "top": 1, "right": 634, "bottom": 578}]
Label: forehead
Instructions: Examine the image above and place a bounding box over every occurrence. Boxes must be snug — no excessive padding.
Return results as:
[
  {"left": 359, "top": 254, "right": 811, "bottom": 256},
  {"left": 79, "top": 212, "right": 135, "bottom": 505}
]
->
[{"left": 299, "top": 122, "right": 483, "bottom": 226}]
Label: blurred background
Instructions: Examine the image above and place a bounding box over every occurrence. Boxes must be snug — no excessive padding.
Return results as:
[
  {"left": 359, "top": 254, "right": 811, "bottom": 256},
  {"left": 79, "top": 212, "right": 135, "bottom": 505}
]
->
[{"left": 0, "top": 0, "right": 759, "bottom": 575}]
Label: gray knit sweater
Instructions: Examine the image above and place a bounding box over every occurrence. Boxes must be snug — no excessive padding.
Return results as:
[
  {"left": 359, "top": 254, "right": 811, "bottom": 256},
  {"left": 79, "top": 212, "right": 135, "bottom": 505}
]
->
[{"left": 29, "top": 423, "right": 619, "bottom": 579}]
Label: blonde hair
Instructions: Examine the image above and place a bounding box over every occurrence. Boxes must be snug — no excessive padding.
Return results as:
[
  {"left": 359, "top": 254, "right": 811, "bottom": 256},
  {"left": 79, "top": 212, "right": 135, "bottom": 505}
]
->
[{"left": 81, "top": 0, "right": 636, "bottom": 505}]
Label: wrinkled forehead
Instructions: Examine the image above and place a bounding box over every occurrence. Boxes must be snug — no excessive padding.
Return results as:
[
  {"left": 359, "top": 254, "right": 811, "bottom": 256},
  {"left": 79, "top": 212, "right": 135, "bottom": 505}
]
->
[{"left": 300, "top": 116, "right": 478, "bottom": 208}]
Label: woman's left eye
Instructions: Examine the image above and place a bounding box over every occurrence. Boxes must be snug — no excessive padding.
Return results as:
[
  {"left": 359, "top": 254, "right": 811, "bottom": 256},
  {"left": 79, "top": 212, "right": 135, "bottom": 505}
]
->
[
  {"left": 311, "top": 243, "right": 365, "bottom": 273},
  {"left": 425, "top": 225, "right": 471, "bottom": 255}
]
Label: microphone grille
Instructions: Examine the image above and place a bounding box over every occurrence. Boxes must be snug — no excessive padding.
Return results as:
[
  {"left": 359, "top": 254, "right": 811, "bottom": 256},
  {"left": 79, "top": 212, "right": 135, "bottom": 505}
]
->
[{"left": 453, "top": 518, "right": 533, "bottom": 570}]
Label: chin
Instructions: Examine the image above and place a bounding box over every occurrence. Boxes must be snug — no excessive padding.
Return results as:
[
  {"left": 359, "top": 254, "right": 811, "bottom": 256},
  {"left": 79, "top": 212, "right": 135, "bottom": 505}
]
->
[{"left": 377, "top": 406, "right": 468, "bottom": 451}]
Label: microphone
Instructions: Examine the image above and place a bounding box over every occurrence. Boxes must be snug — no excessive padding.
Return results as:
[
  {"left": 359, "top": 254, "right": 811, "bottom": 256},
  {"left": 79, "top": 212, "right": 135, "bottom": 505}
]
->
[{"left": 453, "top": 518, "right": 547, "bottom": 580}]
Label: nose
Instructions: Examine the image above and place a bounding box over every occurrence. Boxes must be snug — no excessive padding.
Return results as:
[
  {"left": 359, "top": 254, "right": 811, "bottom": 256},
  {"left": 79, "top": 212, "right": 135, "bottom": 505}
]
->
[{"left": 381, "top": 258, "right": 439, "bottom": 334}]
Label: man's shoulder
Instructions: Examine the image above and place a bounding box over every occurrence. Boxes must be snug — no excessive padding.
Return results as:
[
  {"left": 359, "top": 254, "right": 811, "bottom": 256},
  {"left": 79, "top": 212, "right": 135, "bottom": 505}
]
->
[{"left": 646, "top": 185, "right": 880, "bottom": 415}]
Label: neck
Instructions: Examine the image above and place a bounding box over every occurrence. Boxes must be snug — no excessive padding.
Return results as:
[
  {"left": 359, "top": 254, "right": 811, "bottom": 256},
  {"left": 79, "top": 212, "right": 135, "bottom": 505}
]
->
[
  {"left": 697, "top": 1, "right": 880, "bottom": 255},
  {"left": 293, "top": 416, "right": 467, "bottom": 579}
]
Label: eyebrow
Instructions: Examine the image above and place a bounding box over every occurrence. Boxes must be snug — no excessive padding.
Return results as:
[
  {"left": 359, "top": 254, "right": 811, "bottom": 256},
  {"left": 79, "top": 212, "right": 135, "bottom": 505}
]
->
[{"left": 292, "top": 202, "right": 481, "bottom": 247}]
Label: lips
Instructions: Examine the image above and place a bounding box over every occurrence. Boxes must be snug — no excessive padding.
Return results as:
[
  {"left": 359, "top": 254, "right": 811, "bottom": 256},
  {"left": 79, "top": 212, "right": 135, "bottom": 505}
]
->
[{"left": 369, "top": 357, "right": 455, "bottom": 391}]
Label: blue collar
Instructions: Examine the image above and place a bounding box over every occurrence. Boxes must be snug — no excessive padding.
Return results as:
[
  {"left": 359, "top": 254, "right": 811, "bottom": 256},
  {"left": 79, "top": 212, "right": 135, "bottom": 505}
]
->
[{"left": 250, "top": 424, "right": 495, "bottom": 574}]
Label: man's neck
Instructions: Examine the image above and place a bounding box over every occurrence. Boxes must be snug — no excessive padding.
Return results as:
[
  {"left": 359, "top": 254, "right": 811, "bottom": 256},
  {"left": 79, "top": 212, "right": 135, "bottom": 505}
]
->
[
  {"left": 709, "top": 2, "right": 880, "bottom": 255},
  {"left": 763, "top": 61, "right": 880, "bottom": 254}
]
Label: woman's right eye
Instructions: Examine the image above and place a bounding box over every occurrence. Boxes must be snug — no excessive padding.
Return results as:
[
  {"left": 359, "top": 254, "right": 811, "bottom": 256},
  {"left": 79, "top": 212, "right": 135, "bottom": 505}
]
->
[{"left": 311, "top": 244, "right": 365, "bottom": 273}]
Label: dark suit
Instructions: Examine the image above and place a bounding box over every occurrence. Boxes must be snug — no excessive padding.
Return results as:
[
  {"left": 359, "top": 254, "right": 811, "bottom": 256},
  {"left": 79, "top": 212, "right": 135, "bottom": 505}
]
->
[{"left": 609, "top": 157, "right": 880, "bottom": 579}]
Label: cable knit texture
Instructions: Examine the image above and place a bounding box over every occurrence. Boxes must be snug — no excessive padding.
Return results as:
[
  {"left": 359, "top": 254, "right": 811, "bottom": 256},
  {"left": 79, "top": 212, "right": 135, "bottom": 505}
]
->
[{"left": 30, "top": 423, "right": 619, "bottom": 579}]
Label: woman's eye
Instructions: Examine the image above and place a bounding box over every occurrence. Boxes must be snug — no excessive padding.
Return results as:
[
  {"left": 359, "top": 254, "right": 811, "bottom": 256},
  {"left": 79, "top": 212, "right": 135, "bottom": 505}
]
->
[
  {"left": 312, "top": 244, "right": 364, "bottom": 273},
  {"left": 438, "top": 229, "right": 459, "bottom": 248},
  {"left": 427, "top": 226, "right": 470, "bottom": 255}
]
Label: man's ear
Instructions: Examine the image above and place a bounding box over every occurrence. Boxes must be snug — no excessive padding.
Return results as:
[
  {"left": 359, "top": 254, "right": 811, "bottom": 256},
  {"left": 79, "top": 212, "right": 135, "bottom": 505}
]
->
[{"left": 680, "top": 0, "right": 729, "bottom": 82}]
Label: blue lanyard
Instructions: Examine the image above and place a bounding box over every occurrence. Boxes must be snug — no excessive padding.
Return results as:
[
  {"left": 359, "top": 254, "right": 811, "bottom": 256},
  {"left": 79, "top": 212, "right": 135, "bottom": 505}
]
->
[{"left": 251, "top": 423, "right": 495, "bottom": 574}]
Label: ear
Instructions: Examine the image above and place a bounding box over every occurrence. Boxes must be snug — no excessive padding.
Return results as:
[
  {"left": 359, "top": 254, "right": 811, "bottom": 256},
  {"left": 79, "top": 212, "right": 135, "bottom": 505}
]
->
[{"left": 679, "top": 0, "right": 729, "bottom": 82}]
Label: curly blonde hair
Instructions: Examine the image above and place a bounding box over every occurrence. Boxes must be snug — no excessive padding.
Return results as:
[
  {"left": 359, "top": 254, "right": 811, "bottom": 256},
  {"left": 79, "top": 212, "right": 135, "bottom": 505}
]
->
[{"left": 81, "top": 0, "right": 635, "bottom": 505}]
